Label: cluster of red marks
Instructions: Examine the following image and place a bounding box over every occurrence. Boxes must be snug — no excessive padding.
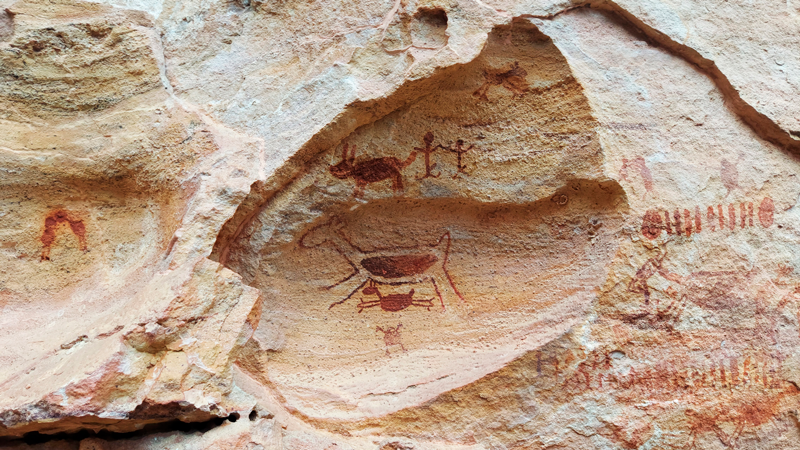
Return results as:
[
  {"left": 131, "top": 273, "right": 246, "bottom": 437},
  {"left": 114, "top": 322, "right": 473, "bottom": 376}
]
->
[
  {"left": 641, "top": 197, "right": 774, "bottom": 239},
  {"left": 534, "top": 345, "right": 786, "bottom": 395},
  {"left": 547, "top": 347, "right": 799, "bottom": 448},
  {"left": 619, "top": 156, "right": 654, "bottom": 199},
  {"left": 40, "top": 210, "right": 88, "bottom": 261}
]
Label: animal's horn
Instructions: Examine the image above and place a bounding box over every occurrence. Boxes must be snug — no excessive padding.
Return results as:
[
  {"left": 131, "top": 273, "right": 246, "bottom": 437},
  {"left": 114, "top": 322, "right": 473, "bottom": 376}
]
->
[{"left": 341, "top": 142, "right": 349, "bottom": 160}]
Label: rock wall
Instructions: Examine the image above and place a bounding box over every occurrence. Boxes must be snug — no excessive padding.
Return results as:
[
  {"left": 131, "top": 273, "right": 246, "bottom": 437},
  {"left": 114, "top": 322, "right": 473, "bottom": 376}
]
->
[{"left": 0, "top": 0, "right": 798, "bottom": 449}]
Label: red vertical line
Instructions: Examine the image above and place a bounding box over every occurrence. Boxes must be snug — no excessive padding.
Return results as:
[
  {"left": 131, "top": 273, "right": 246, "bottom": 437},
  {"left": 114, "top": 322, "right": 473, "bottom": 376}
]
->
[
  {"left": 730, "top": 358, "right": 739, "bottom": 387},
  {"left": 536, "top": 352, "right": 542, "bottom": 376},
  {"left": 708, "top": 206, "right": 716, "bottom": 231},
  {"left": 684, "top": 209, "right": 692, "bottom": 236},
  {"left": 695, "top": 206, "right": 702, "bottom": 233},
  {"left": 762, "top": 363, "right": 769, "bottom": 388},
  {"left": 741, "top": 203, "right": 747, "bottom": 228},
  {"left": 553, "top": 356, "right": 560, "bottom": 379},
  {"left": 718, "top": 205, "right": 725, "bottom": 230},
  {"left": 752, "top": 361, "right": 760, "bottom": 385},
  {"left": 719, "top": 361, "right": 727, "bottom": 388},
  {"left": 748, "top": 202, "right": 754, "bottom": 227},
  {"left": 728, "top": 204, "right": 736, "bottom": 230},
  {"left": 664, "top": 210, "right": 673, "bottom": 234},
  {"left": 674, "top": 210, "right": 683, "bottom": 236},
  {"left": 742, "top": 356, "right": 751, "bottom": 386},
  {"left": 713, "top": 363, "right": 720, "bottom": 389},
  {"left": 769, "top": 368, "right": 779, "bottom": 389}
]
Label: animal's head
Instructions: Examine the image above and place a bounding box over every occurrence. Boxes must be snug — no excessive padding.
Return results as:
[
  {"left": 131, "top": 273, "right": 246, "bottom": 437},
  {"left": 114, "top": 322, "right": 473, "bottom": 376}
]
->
[
  {"left": 329, "top": 141, "right": 356, "bottom": 179},
  {"left": 423, "top": 131, "right": 434, "bottom": 145},
  {"left": 298, "top": 216, "right": 345, "bottom": 248},
  {"left": 362, "top": 285, "right": 379, "bottom": 296}
]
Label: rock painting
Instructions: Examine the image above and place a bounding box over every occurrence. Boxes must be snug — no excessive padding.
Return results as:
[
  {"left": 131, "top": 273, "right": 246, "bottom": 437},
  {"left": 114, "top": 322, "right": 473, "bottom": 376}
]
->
[
  {"left": 473, "top": 61, "right": 530, "bottom": 101},
  {"left": 376, "top": 324, "right": 406, "bottom": 355},
  {"left": 220, "top": 22, "right": 620, "bottom": 420},
  {"left": 358, "top": 283, "right": 435, "bottom": 313},
  {"left": 440, "top": 139, "right": 475, "bottom": 178},
  {"left": 414, "top": 131, "right": 440, "bottom": 179},
  {"left": 619, "top": 156, "right": 653, "bottom": 199},
  {"left": 720, "top": 157, "right": 741, "bottom": 197},
  {"left": 641, "top": 197, "right": 773, "bottom": 239},
  {"left": 329, "top": 141, "right": 417, "bottom": 198},
  {"left": 298, "top": 216, "right": 461, "bottom": 311},
  {"left": 40, "top": 210, "right": 88, "bottom": 260}
]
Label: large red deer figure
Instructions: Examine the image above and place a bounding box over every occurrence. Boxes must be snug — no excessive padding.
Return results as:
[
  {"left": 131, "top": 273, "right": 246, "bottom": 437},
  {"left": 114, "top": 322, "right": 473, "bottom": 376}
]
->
[{"left": 299, "top": 216, "right": 465, "bottom": 311}]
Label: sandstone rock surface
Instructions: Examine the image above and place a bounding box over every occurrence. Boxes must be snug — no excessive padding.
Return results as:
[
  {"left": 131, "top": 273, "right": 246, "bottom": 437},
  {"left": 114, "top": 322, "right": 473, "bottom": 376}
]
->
[{"left": 0, "top": 0, "right": 799, "bottom": 448}]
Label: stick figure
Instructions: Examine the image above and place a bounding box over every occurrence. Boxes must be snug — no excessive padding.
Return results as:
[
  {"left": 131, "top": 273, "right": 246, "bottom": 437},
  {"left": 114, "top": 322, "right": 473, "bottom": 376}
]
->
[
  {"left": 627, "top": 247, "right": 682, "bottom": 305},
  {"left": 414, "top": 131, "right": 440, "bottom": 179},
  {"left": 439, "top": 139, "right": 474, "bottom": 178}
]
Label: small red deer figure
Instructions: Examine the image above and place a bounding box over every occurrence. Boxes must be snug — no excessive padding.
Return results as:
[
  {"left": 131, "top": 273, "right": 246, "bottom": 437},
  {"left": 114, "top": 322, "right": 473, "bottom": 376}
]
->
[
  {"left": 473, "top": 61, "right": 530, "bottom": 101},
  {"left": 376, "top": 323, "right": 406, "bottom": 355},
  {"left": 329, "top": 141, "right": 417, "bottom": 198},
  {"left": 358, "top": 280, "right": 434, "bottom": 313}
]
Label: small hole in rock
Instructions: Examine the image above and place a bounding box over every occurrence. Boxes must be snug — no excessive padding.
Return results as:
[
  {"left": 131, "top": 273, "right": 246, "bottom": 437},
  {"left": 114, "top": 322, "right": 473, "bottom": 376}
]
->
[
  {"left": 411, "top": 8, "right": 448, "bottom": 48},
  {"left": 249, "top": 410, "right": 258, "bottom": 421},
  {"left": 228, "top": 412, "right": 240, "bottom": 422}
]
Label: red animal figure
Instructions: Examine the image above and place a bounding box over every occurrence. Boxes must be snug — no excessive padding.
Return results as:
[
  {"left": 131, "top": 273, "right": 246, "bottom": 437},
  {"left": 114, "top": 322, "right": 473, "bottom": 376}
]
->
[
  {"left": 357, "top": 280, "right": 434, "bottom": 313},
  {"left": 329, "top": 141, "right": 417, "bottom": 198},
  {"left": 40, "top": 210, "right": 88, "bottom": 261},
  {"left": 473, "top": 61, "right": 530, "bottom": 101},
  {"left": 376, "top": 323, "right": 406, "bottom": 355},
  {"left": 299, "top": 216, "right": 464, "bottom": 311},
  {"left": 414, "top": 131, "right": 440, "bottom": 179}
]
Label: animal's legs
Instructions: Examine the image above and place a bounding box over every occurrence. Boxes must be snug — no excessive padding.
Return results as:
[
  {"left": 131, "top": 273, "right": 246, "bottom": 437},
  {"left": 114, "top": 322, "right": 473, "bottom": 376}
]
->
[
  {"left": 473, "top": 84, "right": 490, "bottom": 101},
  {"left": 392, "top": 173, "right": 403, "bottom": 193},
  {"left": 324, "top": 247, "right": 360, "bottom": 289},
  {"left": 357, "top": 300, "right": 382, "bottom": 313},
  {"left": 429, "top": 277, "right": 445, "bottom": 310},
  {"left": 411, "top": 298, "right": 435, "bottom": 311},
  {"left": 353, "top": 182, "right": 366, "bottom": 199},
  {"left": 426, "top": 231, "right": 466, "bottom": 305},
  {"left": 329, "top": 277, "right": 371, "bottom": 309},
  {"left": 427, "top": 265, "right": 465, "bottom": 307}
]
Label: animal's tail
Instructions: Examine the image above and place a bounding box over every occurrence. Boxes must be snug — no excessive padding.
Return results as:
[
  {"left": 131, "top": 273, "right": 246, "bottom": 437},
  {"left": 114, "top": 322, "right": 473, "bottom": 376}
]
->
[{"left": 400, "top": 151, "right": 417, "bottom": 169}]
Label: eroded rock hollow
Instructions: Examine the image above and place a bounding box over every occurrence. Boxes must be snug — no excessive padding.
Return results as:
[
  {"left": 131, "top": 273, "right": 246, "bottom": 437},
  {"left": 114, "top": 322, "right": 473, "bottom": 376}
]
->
[{"left": 1, "top": 0, "right": 799, "bottom": 449}]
